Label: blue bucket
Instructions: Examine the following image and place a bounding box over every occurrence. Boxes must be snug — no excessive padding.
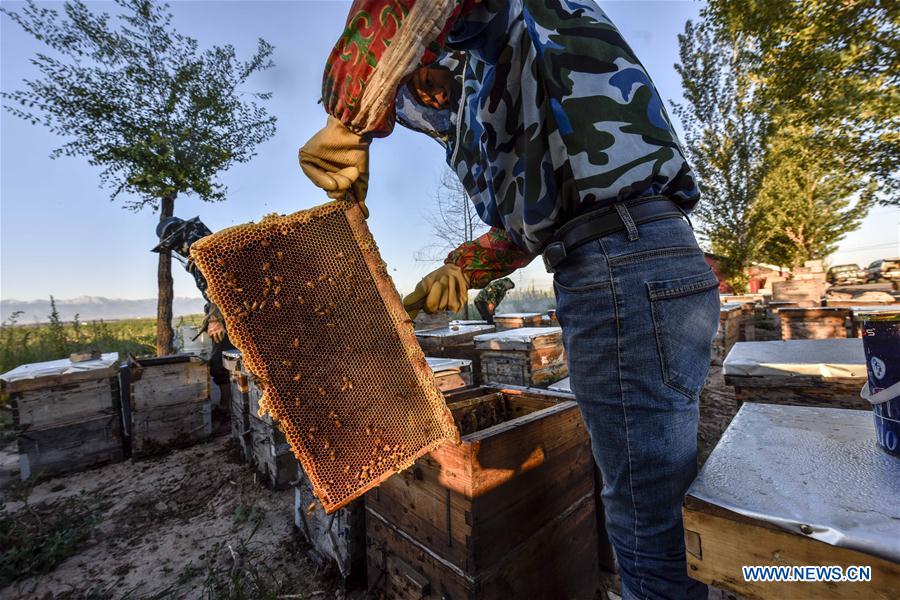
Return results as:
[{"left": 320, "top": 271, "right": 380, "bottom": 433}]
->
[{"left": 859, "top": 311, "right": 900, "bottom": 457}]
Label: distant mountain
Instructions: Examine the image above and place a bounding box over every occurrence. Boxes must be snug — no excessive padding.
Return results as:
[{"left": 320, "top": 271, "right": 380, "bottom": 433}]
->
[{"left": 1, "top": 296, "right": 207, "bottom": 323}]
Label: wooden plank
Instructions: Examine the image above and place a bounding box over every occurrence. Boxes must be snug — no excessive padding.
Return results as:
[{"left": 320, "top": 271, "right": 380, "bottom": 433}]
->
[
  {"left": 732, "top": 384, "right": 870, "bottom": 411},
  {"left": 683, "top": 501, "right": 900, "bottom": 600},
  {"left": 130, "top": 361, "right": 209, "bottom": 410},
  {"left": 17, "top": 414, "right": 124, "bottom": 480},
  {"left": 131, "top": 401, "right": 211, "bottom": 458},
  {"left": 12, "top": 377, "right": 118, "bottom": 429}
]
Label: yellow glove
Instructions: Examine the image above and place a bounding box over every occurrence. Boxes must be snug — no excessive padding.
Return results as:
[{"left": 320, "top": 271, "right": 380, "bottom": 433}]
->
[
  {"left": 403, "top": 264, "right": 469, "bottom": 320},
  {"left": 299, "top": 116, "right": 371, "bottom": 217}
]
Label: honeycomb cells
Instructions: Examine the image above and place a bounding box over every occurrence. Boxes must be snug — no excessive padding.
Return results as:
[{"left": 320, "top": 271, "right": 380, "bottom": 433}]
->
[{"left": 191, "top": 202, "right": 459, "bottom": 512}]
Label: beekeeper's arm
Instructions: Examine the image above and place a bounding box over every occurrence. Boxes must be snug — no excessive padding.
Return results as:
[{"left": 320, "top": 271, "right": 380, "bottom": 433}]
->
[
  {"left": 404, "top": 228, "right": 536, "bottom": 319},
  {"left": 299, "top": 0, "right": 478, "bottom": 215}
]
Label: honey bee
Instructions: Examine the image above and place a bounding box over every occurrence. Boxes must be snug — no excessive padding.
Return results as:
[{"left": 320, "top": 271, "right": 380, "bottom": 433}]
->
[{"left": 262, "top": 262, "right": 271, "bottom": 271}]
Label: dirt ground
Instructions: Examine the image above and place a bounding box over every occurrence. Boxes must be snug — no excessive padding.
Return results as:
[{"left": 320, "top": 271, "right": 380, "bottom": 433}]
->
[
  {"left": 0, "top": 369, "right": 741, "bottom": 600},
  {"left": 0, "top": 436, "right": 352, "bottom": 600}
]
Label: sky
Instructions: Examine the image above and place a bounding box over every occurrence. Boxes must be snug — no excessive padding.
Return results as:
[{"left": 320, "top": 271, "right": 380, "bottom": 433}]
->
[{"left": 1, "top": 0, "right": 898, "bottom": 303}]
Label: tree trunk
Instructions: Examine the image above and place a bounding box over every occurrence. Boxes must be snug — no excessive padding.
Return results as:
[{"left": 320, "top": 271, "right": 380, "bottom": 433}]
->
[{"left": 156, "top": 193, "right": 176, "bottom": 356}]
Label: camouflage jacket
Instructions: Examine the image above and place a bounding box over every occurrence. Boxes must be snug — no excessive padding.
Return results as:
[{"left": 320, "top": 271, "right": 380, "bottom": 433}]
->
[
  {"left": 474, "top": 277, "right": 515, "bottom": 308},
  {"left": 323, "top": 0, "right": 698, "bottom": 288}
]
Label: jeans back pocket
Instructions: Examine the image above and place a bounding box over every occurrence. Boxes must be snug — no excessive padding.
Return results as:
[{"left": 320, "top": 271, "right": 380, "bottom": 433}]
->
[{"left": 647, "top": 269, "right": 720, "bottom": 400}]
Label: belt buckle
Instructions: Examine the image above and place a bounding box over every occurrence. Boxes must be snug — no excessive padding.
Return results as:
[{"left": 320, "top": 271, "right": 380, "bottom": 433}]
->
[{"left": 543, "top": 241, "right": 567, "bottom": 274}]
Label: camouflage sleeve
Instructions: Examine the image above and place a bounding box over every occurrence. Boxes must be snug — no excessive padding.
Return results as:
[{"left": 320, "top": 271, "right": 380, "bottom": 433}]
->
[
  {"left": 445, "top": 228, "right": 536, "bottom": 289},
  {"left": 322, "top": 0, "right": 476, "bottom": 137}
]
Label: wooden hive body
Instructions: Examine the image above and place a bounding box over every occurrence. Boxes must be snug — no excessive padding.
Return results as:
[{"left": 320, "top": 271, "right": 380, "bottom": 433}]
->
[
  {"left": 365, "top": 386, "right": 601, "bottom": 599},
  {"left": 474, "top": 327, "right": 567, "bottom": 387},
  {"left": 1, "top": 354, "right": 124, "bottom": 480},
  {"left": 125, "top": 355, "right": 211, "bottom": 458},
  {"left": 778, "top": 307, "right": 852, "bottom": 340}
]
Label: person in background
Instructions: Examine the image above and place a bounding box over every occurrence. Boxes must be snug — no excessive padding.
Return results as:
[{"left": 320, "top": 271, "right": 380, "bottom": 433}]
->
[
  {"left": 153, "top": 217, "right": 233, "bottom": 425},
  {"left": 299, "top": 2, "right": 719, "bottom": 598},
  {"left": 474, "top": 277, "right": 515, "bottom": 324}
]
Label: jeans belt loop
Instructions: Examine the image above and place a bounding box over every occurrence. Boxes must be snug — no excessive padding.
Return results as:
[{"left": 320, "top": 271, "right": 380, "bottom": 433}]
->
[
  {"left": 614, "top": 202, "right": 640, "bottom": 241},
  {"left": 543, "top": 241, "right": 567, "bottom": 274}
]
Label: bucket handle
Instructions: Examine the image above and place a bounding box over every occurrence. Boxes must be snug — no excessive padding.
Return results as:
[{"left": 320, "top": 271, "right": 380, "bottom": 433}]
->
[{"left": 860, "top": 379, "right": 900, "bottom": 405}]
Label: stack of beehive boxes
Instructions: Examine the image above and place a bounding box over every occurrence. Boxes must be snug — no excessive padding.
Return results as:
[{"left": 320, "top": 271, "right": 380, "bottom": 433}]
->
[
  {"left": 474, "top": 327, "right": 567, "bottom": 387},
  {"left": 124, "top": 354, "right": 211, "bottom": 458},
  {"left": 712, "top": 303, "right": 745, "bottom": 365},
  {"left": 217, "top": 348, "right": 297, "bottom": 487},
  {"left": 1, "top": 353, "right": 124, "bottom": 480},
  {"left": 772, "top": 260, "right": 828, "bottom": 308},
  {"left": 246, "top": 374, "right": 299, "bottom": 489},
  {"left": 223, "top": 349, "right": 252, "bottom": 462}
]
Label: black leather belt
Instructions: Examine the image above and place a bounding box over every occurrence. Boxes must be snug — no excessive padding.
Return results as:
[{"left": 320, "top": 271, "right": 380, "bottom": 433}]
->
[{"left": 543, "top": 197, "right": 685, "bottom": 273}]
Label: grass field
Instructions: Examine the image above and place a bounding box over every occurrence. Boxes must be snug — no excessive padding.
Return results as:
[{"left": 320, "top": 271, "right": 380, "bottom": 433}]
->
[{"left": 0, "top": 305, "right": 203, "bottom": 376}]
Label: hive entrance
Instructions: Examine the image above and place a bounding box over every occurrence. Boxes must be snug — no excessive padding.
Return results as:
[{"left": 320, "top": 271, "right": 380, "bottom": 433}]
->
[{"left": 191, "top": 202, "right": 458, "bottom": 512}]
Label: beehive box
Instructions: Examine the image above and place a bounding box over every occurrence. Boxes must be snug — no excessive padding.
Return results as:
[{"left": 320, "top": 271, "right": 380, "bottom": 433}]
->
[
  {"left": 684, "top": 404, "right": 900, "bottom": 600},
  {"left": 474, "top": 327, "right": 566, "bottom": 387},
  {"left": 492, "top": 312, "right": 542, "bottom": 331},
  {"left": 1, "top": 353, "right": 124, "bottom": 480},
  {"left": 365, "top": 385, "right": 603, "bottom": 599},
  {"left": 190, "top": 202, "right": 458, "bottom": 513},
  {"left": 426, "top": 357, "right": 473, "bottom": 391},
  {"left": 17, "top": 413, "right": 124, "bottom": 480},
  {"left": 723, "top": 339, "right": 869, "bottom": 410},
  {"left": 778, "top": 307, "right": 851, "bottom": 340},
  {"left": 126, "top": 354, "right": 211, "bottom": 458},
  {"left": 772, "top": 279, "right": 827, "bottom": 307},
  {"left": 415, "top": 323, "right": 494, "bottom": 385},
  {"left": 711, "top": 303, "right": 744, "bottom": 365},
  {"left": 248, "top": 413, "right": 298, "bottom": 489},
  {"left": 223, "top": 350, "right": 252, "bottom": 462},
  {"left": 295, "top": 477, "right": 366, "bottom": 587}
]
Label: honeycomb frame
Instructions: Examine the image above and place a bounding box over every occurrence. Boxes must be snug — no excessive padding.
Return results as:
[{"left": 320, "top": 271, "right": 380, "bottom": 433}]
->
[{"left": 191, "top": 202, "right": 459, "bottom": 512}]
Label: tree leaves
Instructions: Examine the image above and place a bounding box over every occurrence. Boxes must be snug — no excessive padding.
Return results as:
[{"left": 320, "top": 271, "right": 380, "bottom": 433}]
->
[{"left": 1, "top": 0, "right": 277, "bottom": 211}]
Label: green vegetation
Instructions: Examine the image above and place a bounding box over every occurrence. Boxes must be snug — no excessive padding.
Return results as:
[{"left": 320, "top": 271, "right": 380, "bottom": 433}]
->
[
  {"left": 674, "top": 2, "right": 892, "bottom": 289},
  {"left": 0, "top": 297, "right": 203, "bottom": 375},
  {"left": 0, "top": 479, "right": 108, "bottom": 587}
]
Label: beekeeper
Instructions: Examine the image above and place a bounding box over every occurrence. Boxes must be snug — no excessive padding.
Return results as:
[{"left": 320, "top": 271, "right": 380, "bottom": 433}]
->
[{"left": 299, "top": 3, "right": 719, "bottom": 598}]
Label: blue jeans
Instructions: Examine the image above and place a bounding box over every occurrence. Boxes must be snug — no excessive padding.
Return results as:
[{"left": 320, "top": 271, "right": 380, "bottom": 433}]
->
[{"left": 553, "top": 215, "right": 718, "bottom": 600}]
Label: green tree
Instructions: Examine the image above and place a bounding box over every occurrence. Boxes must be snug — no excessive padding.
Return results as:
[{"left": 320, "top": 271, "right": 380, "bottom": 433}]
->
[
  {"left": 2, "top": 0, "right": 277, "bottom": 355},
  {"left": 756, "top": 126, "right": 875, "bottom": 267},
  {"left": 672, "top": 18, "right": 771, "bottom": 292},
  {"left": 707, "top": 0, "right": 899, "bottom": 201}
]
